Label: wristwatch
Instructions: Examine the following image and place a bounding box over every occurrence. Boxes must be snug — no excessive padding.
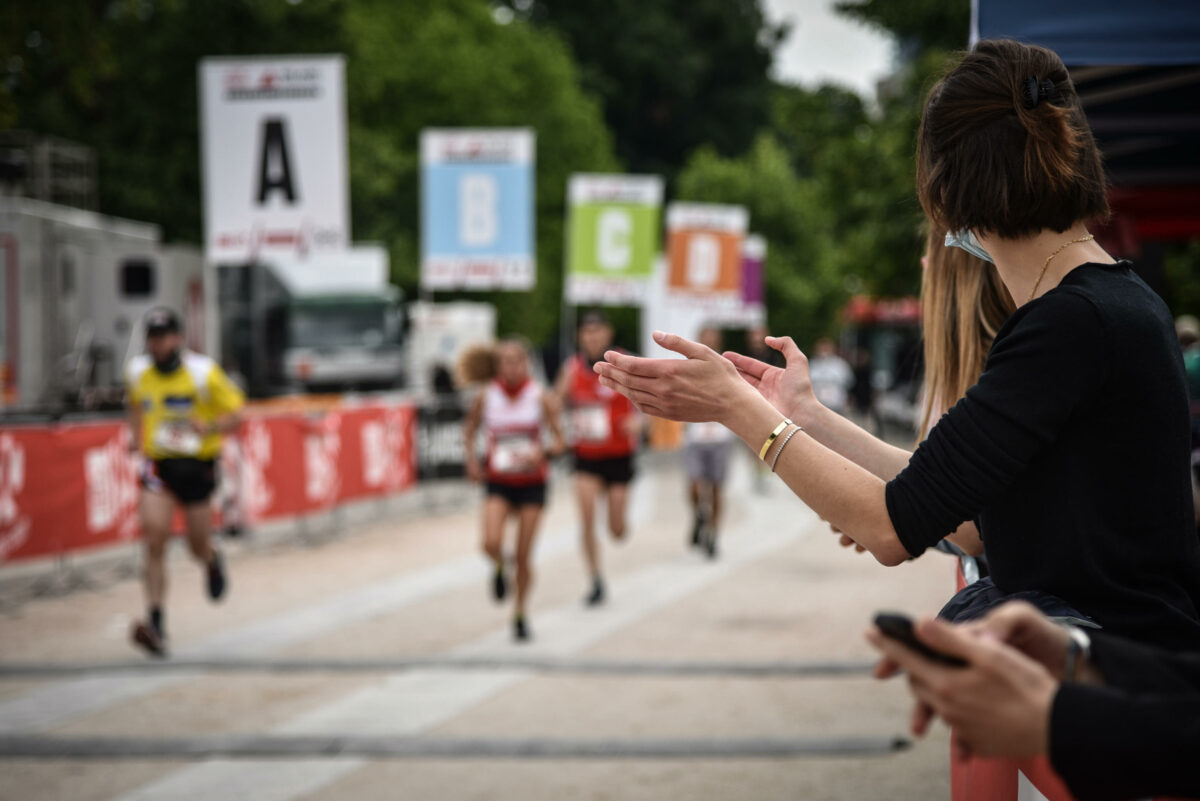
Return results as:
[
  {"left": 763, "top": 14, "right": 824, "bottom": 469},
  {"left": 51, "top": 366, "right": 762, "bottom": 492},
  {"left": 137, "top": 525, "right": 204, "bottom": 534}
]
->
[{"left": 1063, "top": 626, "right": 1092, "bottom": 682}]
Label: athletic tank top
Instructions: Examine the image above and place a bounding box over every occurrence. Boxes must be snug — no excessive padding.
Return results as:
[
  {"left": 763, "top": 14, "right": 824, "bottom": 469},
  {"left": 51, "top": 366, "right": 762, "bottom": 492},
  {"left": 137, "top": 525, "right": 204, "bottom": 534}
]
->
[
  {"left": 567, "top": 353, "right": 637, "bottom": 459},
  {"left": 482, "top": 379, "right": 547, "bottom": 486}
]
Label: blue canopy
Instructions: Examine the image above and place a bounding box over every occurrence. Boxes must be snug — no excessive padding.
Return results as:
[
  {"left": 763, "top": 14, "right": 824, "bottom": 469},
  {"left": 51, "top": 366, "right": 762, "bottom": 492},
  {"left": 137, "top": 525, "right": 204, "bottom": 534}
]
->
[
  {"left": 972, "top": 0, "right": 1200, "bottom": 191},
  {"left": 972, "top": 0, "right": 1200, "bottom": 65}
]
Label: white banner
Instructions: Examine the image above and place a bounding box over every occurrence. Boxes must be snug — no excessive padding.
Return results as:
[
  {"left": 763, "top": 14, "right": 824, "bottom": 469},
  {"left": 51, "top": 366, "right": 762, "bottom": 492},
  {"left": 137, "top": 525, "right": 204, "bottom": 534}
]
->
[{"left": 199, "top": 55, "right": 350, "bottom": 264}]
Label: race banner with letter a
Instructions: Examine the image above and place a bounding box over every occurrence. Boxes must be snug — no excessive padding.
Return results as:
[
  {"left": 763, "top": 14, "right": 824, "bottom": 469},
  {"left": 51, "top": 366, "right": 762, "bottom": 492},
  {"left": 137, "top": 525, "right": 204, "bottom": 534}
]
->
[
  {"left": 199, "top": 56, "right": 349, "bottom": 264},
  {"left": 564, "top": 174, "right": 663, "bottom": 306},
  {"left": 420, "top": 129, "right": 536, "bottom": 291}
]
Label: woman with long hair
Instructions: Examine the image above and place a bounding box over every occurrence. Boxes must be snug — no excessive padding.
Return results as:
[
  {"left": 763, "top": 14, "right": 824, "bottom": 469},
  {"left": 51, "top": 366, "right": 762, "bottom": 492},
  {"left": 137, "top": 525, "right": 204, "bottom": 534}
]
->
[
  {"left": 837, "top": 227, "right": 1015, "bottom": 562},
  {"left": 462, "top": 339, "right": 566, "bottom": 642},
  {"left": 593, "top": 39, "right": 1200, "bottom": 649}
]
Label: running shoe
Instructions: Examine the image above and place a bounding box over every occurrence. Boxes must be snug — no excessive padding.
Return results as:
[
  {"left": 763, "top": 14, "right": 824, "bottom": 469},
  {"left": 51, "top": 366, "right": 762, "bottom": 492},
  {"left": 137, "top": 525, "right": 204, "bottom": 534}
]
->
[
  {"left": 513, "top": 616, "right": 531, "bottom": 642},
  {"left": 584, "top": 576, "right": 606, "bottom": 606},
  {"left": 207, "top": 551, "right": 227, "bottom": 601},
  {"left": 130, "top": 620, "right": 167, "bottom": 658},
  {"left": 492, "top": 563, "right": 508, "bottom": 602}
]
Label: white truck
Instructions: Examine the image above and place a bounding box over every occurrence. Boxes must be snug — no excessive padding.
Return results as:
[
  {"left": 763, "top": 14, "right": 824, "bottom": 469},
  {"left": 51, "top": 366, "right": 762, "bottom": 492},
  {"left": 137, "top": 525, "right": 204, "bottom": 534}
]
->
[
  {"left": 0, "top": 197, "right": 206, "bottom": 412},
  {"left": 214, "top": 245, "right": 406, "bottom": 395}
]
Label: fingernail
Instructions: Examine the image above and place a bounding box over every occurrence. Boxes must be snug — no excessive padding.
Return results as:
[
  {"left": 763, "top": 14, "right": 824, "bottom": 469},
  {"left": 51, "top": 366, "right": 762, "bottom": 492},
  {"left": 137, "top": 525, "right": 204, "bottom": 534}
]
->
[{"left": 653, "top": 330, "right": 666, "bottom": 341}]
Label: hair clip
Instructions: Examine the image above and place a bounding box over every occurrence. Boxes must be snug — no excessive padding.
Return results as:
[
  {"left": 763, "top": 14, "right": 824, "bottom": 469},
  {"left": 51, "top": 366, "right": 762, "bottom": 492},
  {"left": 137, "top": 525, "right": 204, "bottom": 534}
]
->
[{"left": 1022, "top": 76, "right": 1057, "bottom": 109}]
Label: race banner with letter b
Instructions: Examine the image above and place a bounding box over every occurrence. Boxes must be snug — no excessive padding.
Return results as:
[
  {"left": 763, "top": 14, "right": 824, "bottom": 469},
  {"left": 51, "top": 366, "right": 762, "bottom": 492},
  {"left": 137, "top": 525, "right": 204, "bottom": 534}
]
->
[{"left": 420, "top": 129, "right": 536, "bottom": 291}]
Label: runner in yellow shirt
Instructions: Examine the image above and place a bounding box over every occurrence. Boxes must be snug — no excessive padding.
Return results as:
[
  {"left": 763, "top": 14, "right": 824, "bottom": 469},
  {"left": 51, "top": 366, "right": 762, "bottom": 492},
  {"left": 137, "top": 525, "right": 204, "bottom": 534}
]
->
[{"left": 125, "top": 308, "right": 244, "bottom": 656}]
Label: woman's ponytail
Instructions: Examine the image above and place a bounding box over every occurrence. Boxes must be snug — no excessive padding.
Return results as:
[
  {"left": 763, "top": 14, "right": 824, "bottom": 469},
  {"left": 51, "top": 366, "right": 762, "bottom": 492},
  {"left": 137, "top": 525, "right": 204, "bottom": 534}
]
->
[{"left": 1012, "top": 73, "right": 1084, "bottom": 195}]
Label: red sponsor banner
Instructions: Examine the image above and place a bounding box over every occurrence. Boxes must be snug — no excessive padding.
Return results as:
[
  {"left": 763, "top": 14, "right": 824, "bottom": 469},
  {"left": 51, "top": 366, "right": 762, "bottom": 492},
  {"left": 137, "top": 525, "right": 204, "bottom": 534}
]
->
[
  {"left": 0, "top": 422, "right": 139, "bottom": 563},
  {"left": 337, "top": 404, "right": 417, "bottom": 503},
  {"left": 0, "top": 401, "right": 419, "bottom": 565}
]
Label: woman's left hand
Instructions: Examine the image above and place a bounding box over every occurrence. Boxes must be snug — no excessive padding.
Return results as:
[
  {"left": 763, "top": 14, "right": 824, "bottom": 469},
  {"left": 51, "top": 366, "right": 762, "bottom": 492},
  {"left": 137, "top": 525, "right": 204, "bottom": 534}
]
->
[{"left": 594, "top": 331, "right": 754, "bottom": 424}]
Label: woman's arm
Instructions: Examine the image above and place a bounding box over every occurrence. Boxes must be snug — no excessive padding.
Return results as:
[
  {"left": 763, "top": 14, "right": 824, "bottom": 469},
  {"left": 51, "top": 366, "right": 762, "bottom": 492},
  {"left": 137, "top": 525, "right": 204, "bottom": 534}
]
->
[
  {"left": 725, "top": 338, "right": 914, "bottom": 481},
  {"left": 462, "top": 393, "right": 484, "bottom": 483},
  {"left": 597, "top": 332, "right": 909, "bottom": 566},
  {"left": 541, "top": 391, "right": 567, "bottom": 456}
]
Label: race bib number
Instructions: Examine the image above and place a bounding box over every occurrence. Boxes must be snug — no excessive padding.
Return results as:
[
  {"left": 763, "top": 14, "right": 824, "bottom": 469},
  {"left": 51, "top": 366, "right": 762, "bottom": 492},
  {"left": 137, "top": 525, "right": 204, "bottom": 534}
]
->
[
  {"left": 154, "top": 420, "right": 201, "bottom": 456},
  {"left": 572, "top": 405, "right": 611, "bottom": 443},
  {"left": 490, "top": 433, "right": 540, "bottom": 475}
]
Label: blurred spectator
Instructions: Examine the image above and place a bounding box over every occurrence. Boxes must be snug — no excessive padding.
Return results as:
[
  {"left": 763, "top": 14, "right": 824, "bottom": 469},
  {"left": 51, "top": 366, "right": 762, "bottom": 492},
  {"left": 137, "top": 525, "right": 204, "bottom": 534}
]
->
[
  {"left": 684, "top": 327, "right": 736, "bottom": 558},
  {"left": 850, "top": 346, "right": 877, "bottom": 432},
  {"left": 745, "top": 325, "right": 785, "bottom": 368},
  {"left": 1179, "top": 315, "right": 1200, "bottom": 531},
  {"left": 808, "top": 337, "right": 853, "bottom": 416}
]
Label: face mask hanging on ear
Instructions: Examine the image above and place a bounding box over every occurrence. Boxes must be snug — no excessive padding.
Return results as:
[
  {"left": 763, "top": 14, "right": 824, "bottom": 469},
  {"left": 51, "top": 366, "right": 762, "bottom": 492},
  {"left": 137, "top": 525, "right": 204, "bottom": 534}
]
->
[{"left": 945, "top": 229, "right": 994, "bottom": 264}]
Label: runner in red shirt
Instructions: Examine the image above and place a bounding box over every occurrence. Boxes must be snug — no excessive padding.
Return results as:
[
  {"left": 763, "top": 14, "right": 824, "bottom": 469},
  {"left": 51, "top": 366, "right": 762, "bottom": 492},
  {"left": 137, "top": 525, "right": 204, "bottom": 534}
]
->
[
  {"left": 464, "top": 339, "right": 565, "bottom": 641},
  {"left": 553, "top": 311, "right": 642, "bottom": 605}
]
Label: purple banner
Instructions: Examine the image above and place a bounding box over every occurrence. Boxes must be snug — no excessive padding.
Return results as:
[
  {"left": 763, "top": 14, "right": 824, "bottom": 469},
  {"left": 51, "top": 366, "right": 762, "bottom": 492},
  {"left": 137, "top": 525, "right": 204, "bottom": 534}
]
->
[{"left": 741, "top": 234, "right": 766, "bottom": 305}]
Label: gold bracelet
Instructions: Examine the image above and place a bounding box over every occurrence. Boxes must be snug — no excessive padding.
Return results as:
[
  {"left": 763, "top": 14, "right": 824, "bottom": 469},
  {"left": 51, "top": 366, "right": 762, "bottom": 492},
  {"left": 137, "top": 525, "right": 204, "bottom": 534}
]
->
[
  {"left": 758, "top": 419, "right": 792, "bottom": 461},
  {"left": 770, "top": 425, "right": 803, "bottom": 472}
]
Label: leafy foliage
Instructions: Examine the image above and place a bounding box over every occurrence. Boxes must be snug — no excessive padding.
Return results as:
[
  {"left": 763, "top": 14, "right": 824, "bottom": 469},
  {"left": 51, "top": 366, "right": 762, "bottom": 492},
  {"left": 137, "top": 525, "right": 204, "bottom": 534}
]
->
[
  {"left": 3, "top": 0, "right": 618, "bottom": 344},
  {"left": 502, "top": 0, "right": 784, "bottom": 181}
]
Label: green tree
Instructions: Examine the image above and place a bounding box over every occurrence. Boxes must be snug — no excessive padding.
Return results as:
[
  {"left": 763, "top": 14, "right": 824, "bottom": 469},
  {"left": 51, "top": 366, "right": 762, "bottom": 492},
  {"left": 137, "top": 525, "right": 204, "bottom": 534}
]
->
[
  {"left": 835, "top": 0, "right": 970, "bottom": 55},
  {"left": 676, "top": 135, "right": 845, "bottom": 349},
  {"left": 3, "top": 0, "right": 619, "bottom": 345},
  {"left": 503, "top": 0, "right": 784, "bottom": 181}
]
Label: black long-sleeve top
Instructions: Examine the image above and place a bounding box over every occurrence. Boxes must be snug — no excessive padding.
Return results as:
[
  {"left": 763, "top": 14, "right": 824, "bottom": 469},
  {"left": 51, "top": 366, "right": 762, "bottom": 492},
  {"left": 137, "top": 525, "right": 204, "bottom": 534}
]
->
[
  {"left": 886, "top": 261, "right": 1200, "bottom": 649},
  {"left": 1051, "top": 631, "right": 1200, "bottom": 801}
]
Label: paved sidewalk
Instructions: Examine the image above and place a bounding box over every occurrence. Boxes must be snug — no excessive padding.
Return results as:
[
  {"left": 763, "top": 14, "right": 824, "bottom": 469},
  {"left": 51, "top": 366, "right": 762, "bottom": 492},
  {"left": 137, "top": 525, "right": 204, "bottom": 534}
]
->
[{"left": 0, "top": 451, "right": 956, "bottom": 801}]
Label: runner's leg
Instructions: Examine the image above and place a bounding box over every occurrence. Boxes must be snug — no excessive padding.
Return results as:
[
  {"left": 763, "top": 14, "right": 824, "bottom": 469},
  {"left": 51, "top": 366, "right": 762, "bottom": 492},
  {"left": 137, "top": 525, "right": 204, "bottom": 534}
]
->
[
  {"left": 184, "top": 502, "right": 226, "bottom": 601},
  {"left": 607, "top": 481, "right": 629, "bottom": 541},
  {"left": 514, "top": 503, "right": 542, "bottom": 621},
  {"left": 482, "top": 495, "right": 508, "bottom": 563},
  {"left": 482, "top": 495, "right": 510, "bottom": 601},
  {"left": 141, "top": 489, "right": 173, "bottom": 622},
  {"left": 576, "top": 473, "right": 602, "bottom": 577},
  {"left": 183, "top": 503, "right": 214, "bottom": 564}
]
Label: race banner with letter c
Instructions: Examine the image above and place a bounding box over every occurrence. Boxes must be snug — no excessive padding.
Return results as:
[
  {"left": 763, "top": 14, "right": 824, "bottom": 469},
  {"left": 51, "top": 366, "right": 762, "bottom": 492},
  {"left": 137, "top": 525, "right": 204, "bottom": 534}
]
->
[{"left": 564, "top": 174, "right": 663, "bottom": 305}]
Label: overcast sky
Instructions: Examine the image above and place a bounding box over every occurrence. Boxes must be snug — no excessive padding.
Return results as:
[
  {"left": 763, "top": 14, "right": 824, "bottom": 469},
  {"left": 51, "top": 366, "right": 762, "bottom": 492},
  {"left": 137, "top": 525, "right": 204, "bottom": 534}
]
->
[{"left": 761, "top": 0, "right": 896, "bottom": 98}]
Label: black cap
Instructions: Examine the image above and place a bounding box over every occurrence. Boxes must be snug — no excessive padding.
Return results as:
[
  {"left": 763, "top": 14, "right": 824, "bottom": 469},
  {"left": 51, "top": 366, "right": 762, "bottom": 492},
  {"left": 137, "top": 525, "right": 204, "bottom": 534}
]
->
[
  {"left": 578, "top": 310, "right": 610, "bottom": 328},
  {"left": 145, "top": 308, "right": 181, "bottom": 336}
]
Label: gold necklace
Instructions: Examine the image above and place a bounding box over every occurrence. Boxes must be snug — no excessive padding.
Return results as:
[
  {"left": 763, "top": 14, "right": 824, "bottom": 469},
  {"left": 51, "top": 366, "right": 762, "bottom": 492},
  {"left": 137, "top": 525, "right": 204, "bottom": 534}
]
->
[{"left": 1027, "top": 234, "right": 1095, "bottom": 303}]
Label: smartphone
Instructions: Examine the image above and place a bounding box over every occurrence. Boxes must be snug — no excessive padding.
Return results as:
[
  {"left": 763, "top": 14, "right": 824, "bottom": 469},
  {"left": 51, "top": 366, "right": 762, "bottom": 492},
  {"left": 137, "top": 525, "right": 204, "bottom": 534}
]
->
[{"left": 873, "top": 612, "right": 968, "bottom": 667}]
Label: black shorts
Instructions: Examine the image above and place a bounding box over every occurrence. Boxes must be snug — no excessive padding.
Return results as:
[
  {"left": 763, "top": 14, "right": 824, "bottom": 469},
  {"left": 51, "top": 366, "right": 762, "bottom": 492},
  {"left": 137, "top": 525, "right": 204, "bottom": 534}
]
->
[
  {"left": 142, "top": 458, "right": 218, "bottom": 505},
  {"left": 573, "top": 454, "right": 635, "bottom": 486},
  {"left": 486, "top": 482, "right": 547, "bottom": 508}
]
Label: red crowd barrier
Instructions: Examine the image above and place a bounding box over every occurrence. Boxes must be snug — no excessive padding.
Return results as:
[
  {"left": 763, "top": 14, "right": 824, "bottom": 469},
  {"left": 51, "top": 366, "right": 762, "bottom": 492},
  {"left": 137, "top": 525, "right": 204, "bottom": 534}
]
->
[{"left": 0, "top": 401, "right": 418, "bottom": 566}]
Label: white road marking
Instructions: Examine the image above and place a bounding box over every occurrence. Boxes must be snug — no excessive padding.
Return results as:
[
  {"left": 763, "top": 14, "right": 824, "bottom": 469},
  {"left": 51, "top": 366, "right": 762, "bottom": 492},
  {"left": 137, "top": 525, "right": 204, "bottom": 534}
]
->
[
  {"left": 106, "top": 461, "right": 814, "bottom": 801},
  {"left": 0, "top": 466, "right": 658, "bottom": 734}
]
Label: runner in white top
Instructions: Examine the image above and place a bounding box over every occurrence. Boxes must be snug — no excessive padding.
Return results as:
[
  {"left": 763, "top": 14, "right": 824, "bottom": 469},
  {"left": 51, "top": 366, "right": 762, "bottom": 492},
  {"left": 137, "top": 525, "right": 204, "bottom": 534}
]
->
[
  {"left": 463, "top": 340, "right": 566, "bottom": 642},
  {"left": 683, "top": 327, "right": 737, "bottom": 558}
]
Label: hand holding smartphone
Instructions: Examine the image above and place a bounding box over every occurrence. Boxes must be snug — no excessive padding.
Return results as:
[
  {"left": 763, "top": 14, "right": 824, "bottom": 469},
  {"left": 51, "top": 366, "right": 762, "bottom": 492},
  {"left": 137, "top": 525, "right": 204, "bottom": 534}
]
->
[{"left": 873, "top": 612, "right": 968, "bottom": 668}]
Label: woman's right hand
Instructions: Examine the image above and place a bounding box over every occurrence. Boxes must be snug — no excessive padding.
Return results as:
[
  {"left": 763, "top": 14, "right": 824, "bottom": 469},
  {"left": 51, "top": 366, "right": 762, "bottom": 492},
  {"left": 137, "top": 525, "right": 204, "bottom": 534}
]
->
[{"left": 723, "top": 336, "right": 818, "bottom": 422}]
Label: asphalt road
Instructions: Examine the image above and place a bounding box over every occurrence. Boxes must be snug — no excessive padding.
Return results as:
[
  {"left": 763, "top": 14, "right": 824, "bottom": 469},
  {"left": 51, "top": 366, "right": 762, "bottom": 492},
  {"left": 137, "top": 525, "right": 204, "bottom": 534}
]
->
[{"left": 0, "top": 449, "right": 955, "bottom": 801}]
